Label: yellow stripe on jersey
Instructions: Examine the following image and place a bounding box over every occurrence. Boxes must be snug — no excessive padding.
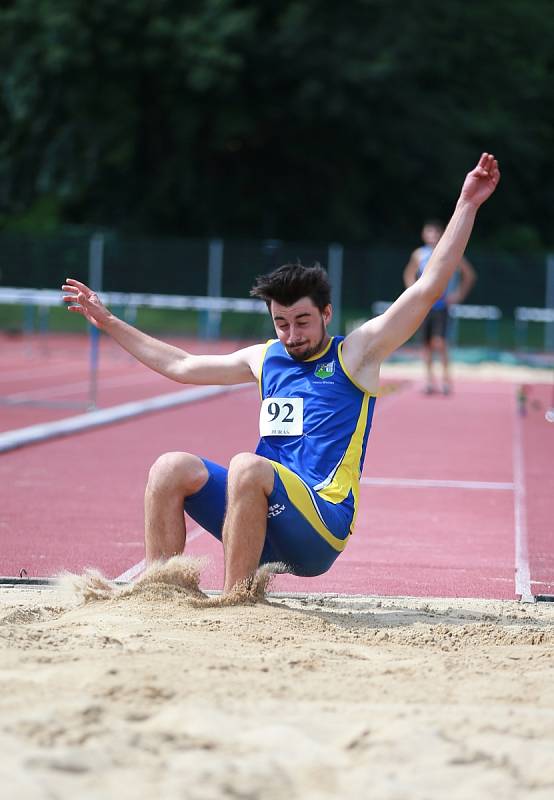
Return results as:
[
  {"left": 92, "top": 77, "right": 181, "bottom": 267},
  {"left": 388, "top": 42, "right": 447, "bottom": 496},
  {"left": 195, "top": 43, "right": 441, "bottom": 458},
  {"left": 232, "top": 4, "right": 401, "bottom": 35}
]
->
[
  {"left": 270, "top": 461, "right": 349, "bottom": 552},
  {"left": 315, "top": 391, "right": 370, "bottom": 530},
  {"left": 337, "top": 340, "right": 378, "bottom": 396},
  {"left": 258, "top": 339, "right": 277, "bottom": 400}
]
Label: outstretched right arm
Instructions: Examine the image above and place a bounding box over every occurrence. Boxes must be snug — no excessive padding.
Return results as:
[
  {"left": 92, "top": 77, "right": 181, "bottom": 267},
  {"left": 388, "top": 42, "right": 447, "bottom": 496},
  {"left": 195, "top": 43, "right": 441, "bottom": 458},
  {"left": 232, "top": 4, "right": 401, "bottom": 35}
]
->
[{"left": 62, "top": 279, "right": 263, "bottom": 385}]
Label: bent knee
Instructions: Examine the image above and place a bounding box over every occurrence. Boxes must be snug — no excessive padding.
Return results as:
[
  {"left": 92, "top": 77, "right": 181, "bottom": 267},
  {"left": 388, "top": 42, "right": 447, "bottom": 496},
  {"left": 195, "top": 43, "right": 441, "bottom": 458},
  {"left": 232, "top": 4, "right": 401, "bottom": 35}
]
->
[
  {"left": 147, "top": 452, "right": 208, "bottom": 496},
  {"left": 228, "top": 452, "right": 274, "bottom": 489}
]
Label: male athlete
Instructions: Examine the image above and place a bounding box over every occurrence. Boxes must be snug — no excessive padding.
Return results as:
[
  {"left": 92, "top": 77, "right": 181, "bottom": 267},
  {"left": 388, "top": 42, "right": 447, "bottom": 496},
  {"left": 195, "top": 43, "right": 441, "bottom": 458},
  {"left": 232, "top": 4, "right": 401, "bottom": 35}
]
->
[
  {"left": 63, "top": 153, "right": 500, "bottom": 595},
  {"left": 403, "top": 219, "right": 476, "bottom": 394}
]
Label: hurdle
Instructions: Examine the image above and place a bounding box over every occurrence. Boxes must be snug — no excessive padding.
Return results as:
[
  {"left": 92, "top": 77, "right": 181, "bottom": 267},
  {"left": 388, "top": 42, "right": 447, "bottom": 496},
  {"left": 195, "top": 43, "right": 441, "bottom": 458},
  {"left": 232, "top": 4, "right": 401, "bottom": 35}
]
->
[
  {"left": 0, "top": 286, "right": 267, "bottom": 409},
  {"left": 366, "top": 301, "right": 503, "bottom": 351},
  {"left": 514, "top": 306, "right": 554, "bottom": 352}
]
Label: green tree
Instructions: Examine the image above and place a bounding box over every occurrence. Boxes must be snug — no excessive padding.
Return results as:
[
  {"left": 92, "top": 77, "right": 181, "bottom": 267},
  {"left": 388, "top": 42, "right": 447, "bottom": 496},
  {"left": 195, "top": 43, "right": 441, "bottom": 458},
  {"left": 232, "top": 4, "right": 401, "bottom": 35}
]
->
[{"left": 1, "top": 0, "right": 552, "bottom": 246}]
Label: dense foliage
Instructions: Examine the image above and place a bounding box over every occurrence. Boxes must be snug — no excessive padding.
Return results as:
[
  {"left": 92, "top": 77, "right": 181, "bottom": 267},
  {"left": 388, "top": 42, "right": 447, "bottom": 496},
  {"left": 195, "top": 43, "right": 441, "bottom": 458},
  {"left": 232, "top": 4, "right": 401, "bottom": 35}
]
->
[{"left": 1, "top": 0, "right": 552, "bottom": 247}]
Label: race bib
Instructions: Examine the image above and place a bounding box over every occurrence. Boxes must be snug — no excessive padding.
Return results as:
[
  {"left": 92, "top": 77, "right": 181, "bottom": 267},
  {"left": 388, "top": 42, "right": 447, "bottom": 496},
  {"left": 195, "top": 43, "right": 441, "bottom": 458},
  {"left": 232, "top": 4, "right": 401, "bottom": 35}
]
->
[{"left": 259, "top": 397, "right": 303, "bottom": 437}]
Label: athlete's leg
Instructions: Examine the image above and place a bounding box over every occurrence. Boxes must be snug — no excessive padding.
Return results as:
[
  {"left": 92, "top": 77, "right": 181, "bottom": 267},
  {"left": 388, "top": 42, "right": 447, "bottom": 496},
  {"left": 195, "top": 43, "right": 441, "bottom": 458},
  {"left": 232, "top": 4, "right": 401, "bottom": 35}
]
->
[
  {"left": 434, "top": 335, "right": 451, "bottom": 393},
  {"left": 424, "top": 342, "right": 435, "bottom": 392},
  {"left": 221, "top": 452, "right": 275, "bottom": 593},
  {"left": 262, "top": 462, "right": 348, "bottom": 576},
  {"left": 431, "top": 308, "right": 451, "bottom": 393},
  {"left": 144, "top": 452, "right": 209, "bottom": 562},
  {"left": 422, "top": 314, "right": 435, "bottom": 393}
]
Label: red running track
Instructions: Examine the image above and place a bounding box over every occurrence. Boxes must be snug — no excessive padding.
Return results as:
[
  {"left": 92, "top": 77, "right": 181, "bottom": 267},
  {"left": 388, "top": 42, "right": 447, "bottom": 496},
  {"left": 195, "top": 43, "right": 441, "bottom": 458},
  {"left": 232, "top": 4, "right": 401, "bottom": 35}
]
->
[
  {"left": 0, "top": 333, "right": 254, "bottom": 432},
  {"left": 1, "top": 334, "right": 552, "bottom": 599}
]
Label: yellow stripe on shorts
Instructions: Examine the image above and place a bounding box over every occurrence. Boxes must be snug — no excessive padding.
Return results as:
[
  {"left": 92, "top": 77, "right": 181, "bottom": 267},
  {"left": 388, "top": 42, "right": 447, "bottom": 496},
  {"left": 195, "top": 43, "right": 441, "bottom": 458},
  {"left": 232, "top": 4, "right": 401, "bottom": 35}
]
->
[{"left": 270, "top": 461, "right": 349, "bottom": 553}]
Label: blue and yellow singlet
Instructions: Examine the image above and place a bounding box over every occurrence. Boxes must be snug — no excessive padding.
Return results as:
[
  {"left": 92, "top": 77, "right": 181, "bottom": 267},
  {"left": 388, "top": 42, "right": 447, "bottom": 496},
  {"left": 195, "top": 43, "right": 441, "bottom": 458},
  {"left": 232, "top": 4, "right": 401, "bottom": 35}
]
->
[{"left": 255, "top": 336, "right": 377, "bottom": 535}]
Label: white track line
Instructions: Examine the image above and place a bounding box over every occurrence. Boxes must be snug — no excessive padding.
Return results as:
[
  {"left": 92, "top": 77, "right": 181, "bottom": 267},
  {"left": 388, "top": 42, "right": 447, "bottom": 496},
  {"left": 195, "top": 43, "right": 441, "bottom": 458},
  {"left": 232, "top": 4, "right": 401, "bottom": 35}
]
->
[
  {"left": 115, "top": 559, "right": 146, "bottom": 582},
  {"left": 513, "top": 411, "right": 533, "bottom": 602},
  {"left": 361, "top": 477, "right": 514, "bottom": 491},
  {"left": 115, "top": 527, "right": 205, "bottom": 582},
  {"left": 1, "top": 369, "right": 172, "bottom": 402},
  {"left": 0, "top": 362, "right": 82, "bottom": 383},
  {"left": 0, "top": 382, "right": 255, "bottom": 453},
  {"left": 8, "top": 367, "right": 414, "bottom": 404}
]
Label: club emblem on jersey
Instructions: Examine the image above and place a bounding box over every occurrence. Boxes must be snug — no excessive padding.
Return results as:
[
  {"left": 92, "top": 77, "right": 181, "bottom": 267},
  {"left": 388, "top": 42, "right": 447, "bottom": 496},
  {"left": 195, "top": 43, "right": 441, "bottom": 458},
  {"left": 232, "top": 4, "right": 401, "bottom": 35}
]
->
[{"left": 314, "top": 360, "right": 335, "bottom": 379}]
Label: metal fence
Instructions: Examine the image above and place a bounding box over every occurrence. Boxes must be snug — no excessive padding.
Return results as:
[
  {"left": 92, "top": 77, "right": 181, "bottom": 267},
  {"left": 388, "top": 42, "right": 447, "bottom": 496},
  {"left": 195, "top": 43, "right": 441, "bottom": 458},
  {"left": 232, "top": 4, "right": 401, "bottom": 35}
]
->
[{"left": 0, "top": 230, "right": 552, "bottom": 348}]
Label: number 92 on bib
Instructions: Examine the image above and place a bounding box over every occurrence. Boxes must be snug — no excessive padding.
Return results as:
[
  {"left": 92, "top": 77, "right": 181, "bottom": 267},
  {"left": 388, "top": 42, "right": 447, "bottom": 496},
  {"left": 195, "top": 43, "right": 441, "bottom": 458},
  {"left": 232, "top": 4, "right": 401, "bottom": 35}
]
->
[{"left": 259, "top": 397, "right": 304, "bottom": 437}]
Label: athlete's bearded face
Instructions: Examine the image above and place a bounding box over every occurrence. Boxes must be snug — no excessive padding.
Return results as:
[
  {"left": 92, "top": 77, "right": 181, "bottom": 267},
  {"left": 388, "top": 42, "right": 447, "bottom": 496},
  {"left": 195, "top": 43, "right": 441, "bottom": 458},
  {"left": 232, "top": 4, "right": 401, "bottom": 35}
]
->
[{"left": 270, "top": 298, "right": 332, "bottom": 361}]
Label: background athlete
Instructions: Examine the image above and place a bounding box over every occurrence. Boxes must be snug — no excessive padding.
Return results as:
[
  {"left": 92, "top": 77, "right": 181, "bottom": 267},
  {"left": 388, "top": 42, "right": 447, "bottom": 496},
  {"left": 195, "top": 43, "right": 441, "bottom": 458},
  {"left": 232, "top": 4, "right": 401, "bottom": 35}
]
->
[
  {"left": 403, "top": 219, "right": 476, "bottom": 394},
  {"left": 63, "top": 153, "right": 500, "bottom": 595}
]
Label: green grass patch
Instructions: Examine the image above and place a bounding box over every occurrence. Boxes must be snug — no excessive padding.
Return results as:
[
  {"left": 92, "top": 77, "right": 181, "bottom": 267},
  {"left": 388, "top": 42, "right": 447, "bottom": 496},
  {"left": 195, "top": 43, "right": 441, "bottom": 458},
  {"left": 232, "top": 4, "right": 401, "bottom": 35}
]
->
[
  {"left": 0, "top": 303, "right": 272, "bottom": 340},
  {"left": 1, "top": 303, "right": 549, "bottom": 351}
]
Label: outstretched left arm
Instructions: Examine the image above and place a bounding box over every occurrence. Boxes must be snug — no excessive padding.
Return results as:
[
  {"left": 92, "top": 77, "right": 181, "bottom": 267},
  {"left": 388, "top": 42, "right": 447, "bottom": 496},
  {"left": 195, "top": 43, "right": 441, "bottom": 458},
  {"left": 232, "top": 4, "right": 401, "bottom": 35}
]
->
[{"left": 343, "top": 153, "right": 500, "bottom": 371}]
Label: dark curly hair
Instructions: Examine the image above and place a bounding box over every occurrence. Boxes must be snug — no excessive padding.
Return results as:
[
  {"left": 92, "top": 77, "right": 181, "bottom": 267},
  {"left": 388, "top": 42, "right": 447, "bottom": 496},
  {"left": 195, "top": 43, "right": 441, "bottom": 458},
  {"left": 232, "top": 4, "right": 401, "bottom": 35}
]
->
[{"left": 250, "top": 262, "right": 331, "bottom": 312}]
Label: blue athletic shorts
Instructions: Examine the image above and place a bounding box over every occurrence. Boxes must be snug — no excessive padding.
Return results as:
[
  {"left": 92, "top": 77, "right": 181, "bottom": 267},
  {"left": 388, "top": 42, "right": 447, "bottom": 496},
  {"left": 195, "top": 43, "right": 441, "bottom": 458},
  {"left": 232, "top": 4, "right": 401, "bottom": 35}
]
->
[{"left": 184, "top": 457, "right": 352, "bottom": 577}]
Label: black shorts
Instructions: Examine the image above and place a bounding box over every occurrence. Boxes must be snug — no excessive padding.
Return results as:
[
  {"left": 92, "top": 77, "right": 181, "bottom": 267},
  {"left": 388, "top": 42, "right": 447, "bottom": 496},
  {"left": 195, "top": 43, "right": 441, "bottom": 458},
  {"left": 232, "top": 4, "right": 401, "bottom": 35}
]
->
[{"left": 422, "top": 307, "right": 449, "bottom": 344}]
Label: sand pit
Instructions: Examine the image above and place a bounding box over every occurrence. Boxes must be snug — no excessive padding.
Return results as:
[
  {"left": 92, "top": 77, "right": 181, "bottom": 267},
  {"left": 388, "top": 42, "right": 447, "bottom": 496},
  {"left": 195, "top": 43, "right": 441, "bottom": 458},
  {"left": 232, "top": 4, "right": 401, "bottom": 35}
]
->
[
  {"left": 1, "top": 559, "right": 553, "bottom": 799},
  {"left": 380, "top": 358, "right": 554, "bottom": 385}
]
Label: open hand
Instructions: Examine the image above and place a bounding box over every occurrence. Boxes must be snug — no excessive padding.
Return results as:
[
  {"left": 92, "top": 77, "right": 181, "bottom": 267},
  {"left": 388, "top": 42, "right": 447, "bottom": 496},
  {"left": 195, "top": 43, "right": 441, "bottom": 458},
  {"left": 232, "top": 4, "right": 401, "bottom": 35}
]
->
[
  {"left": 459, "top": 153, "right": 501, "bottom": 208},
  {"left": 62, "top": 278, "right": 111, "bottom": 329}
]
